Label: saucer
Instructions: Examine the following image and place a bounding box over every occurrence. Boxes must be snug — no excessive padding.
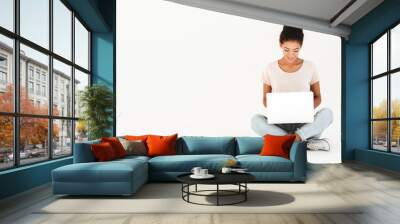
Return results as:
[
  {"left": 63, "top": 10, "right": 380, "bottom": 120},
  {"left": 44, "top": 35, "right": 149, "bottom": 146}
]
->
[{"left": 190, "top": 174, "right": 215, "bottom": 179}]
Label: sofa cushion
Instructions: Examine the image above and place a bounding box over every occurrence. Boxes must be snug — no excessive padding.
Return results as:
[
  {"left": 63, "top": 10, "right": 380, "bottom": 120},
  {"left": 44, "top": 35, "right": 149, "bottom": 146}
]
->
[
  {"left": 115, "top": 155, "right": 150, "bottom": 163},
  {"left": 91, "top": 142, "right": 118, "bottom": 161},
  {"left": 260, "top": 134, "right": 296, "bottom": 159},
  {"left": 236, "top": 155, "right": 293, "bottom": 172},
  {"left": 177, "top": 136, "right": 236, "bottom": 155},
  {"left": 235, "top": 137, "right": 263, "bottom": 155},
  {"left": 53, "top": 158, "right": 147, "bottom": 183},
  {"left": 147, "top": 134, "right": 178, "bottom": 157},
  {"left": 118, "top": 138, "right": 148, "bottom": 156},
  {"left": 124, "top": 135, "right": 149, "bottom": 141},
  {"left": 149, "top": 154, "right": 235, "bottom": 172},
  {"left": 101, "top": 137, "right": 127, "bottom": 158}
]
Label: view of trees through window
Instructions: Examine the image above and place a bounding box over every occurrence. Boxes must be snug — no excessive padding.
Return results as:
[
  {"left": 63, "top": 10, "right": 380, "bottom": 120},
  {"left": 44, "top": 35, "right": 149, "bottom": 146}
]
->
[
  {"left": 371, "top": 23, "right": 400, "bottom": 153},
  {"left": 0, "top": 0, "right": 90, "bottom": 170}
]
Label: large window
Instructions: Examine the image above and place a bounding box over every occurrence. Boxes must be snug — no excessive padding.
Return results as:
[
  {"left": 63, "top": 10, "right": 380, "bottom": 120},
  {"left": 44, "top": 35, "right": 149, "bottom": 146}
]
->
[
  {"left": 0, "top": 0, "right": 91, "bottom": 170},
  {"left": 370, "top": 23, "right": 400, "bottom": 153}
]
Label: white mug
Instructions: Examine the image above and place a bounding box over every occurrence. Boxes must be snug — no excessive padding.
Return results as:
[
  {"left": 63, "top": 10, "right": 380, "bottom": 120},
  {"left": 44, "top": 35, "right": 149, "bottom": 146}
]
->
[
  {"left": 200, "top": 169, "right": 208, "bottom": 176},
  {"left": 221, "top": 167, "right": 232, "bottom": 174},
  {"left": 191, "top": 167, "right": 202, "bottom": 176}
]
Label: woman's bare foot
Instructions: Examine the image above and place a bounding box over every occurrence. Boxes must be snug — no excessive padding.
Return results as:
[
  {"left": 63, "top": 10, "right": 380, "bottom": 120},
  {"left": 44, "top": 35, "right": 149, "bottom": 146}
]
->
[{"left": 294, "top": 133, "right": 302, "bottom": 141}]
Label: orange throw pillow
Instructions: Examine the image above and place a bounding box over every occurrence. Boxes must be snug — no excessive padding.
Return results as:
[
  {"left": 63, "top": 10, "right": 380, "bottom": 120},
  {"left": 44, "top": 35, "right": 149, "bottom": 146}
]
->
[
  {"left": 259, "top": 134, "right": 296, "bottom": 159},
  {"left": 101, "top": 137, "right": 127, "bottom": 158},
  {"left": 91, "top": 142, "right": 117, "bottom": 161},
  {"left": 124, "top": 135, "right": 149, "bottom": 141},
  {"left": 146, "top": 134, "right": 178, "bottom": 157}
]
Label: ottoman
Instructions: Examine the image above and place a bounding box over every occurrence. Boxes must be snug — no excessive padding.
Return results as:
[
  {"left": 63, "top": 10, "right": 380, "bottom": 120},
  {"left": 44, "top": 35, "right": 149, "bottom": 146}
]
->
[{"left": 52, "top": 157, "right": 148, "bottom": 196}]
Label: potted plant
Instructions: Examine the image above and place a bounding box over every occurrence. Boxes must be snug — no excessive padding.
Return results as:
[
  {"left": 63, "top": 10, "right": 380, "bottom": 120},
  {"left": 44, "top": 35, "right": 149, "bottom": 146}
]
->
[{"left": 79, "top": 84, "right": 113, "bottom": 140}]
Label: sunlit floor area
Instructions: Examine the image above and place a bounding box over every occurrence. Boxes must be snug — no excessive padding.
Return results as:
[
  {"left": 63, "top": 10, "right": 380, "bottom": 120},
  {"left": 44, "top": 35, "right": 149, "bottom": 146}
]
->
[{"left": 1, "top": 162, "right": 400, "bottom": 224}]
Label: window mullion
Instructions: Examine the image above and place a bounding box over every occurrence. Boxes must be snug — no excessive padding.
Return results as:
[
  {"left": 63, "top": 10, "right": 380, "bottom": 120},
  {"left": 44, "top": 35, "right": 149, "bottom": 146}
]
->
[
  {"left": 370, "top": 45, "right": 374, "bottom": 150},
  {"left": 88, "top": 31, "right": 91, "bottom": 75},
  {"left": 48, "top": 0, "right": 54, "bottom": 160},
  {"left": 388, "top": 30, "right": 391, "bottom": 152},
  {"left": 13, "top": 0, "right": 20, "bottom": 167},
  {"left": 71, "top": 10, "right": 76, "bottom": 155}
]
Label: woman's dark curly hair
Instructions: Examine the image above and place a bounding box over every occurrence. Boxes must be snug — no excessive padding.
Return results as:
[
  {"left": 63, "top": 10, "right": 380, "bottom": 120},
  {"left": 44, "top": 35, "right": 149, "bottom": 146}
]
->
[{"left": 279, "top": 25, "right": 304, "bottom": 45}]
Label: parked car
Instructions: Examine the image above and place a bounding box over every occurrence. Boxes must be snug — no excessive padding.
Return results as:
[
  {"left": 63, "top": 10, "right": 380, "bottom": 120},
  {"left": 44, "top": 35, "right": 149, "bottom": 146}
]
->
[
  {"left": 30, "top": 148, "right": 47, "bottom": 158},
  {"left": 8, "top": 150, "right": 32, "bottom": 160}
]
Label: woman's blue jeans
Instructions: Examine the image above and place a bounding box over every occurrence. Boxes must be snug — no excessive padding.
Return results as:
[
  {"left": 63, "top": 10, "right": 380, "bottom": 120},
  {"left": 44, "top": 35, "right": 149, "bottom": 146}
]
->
[{"left": 251, "top": 108, "right": 333, "bottom": 140}]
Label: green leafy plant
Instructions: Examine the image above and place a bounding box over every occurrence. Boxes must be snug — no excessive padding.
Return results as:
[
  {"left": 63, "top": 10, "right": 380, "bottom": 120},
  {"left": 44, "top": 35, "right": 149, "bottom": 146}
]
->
[{"left": 79, "top": 84, "right": 113, "bottom": 140}]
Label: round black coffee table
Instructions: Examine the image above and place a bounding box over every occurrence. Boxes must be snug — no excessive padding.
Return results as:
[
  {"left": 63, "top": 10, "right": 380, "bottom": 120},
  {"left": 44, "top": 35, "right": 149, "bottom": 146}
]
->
[{"left": 177, "top": 173, "right": 255, "bottom": 206}]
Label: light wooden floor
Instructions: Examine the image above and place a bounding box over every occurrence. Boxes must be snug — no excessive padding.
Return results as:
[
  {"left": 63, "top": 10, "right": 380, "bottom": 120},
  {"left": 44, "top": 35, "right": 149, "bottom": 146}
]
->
[{"left": 1, "top": 162, "right": 400, "bottom": 224}]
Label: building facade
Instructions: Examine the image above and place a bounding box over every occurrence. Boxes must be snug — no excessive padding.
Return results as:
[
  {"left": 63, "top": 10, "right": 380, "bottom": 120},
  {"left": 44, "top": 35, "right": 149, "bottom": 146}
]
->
[{"left": 0, "top": 41, "right": 78, "bottom": 154}]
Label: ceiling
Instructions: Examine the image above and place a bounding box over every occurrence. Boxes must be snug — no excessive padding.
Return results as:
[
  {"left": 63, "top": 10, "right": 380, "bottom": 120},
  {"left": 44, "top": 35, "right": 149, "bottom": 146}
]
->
[
  {"left": 229, "top": 0, "right": 351, "bottom": 23},
  {"left": 227, "top": 0, "right": 364, "bottom": 26},
  {"left": 165, "top": 0, "right": 384, "bottom": 38}
]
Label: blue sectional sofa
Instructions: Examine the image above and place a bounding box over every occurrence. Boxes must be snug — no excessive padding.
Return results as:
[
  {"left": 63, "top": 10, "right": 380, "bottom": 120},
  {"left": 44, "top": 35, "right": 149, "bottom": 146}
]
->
[{"left": 52, "top": 136, "right": 307, "bottom": 196}]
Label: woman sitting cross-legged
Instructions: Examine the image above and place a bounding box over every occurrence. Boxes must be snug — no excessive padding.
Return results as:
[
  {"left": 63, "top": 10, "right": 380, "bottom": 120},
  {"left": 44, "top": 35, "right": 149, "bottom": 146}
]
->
[{"left": 251, "top": 25, "right": 333, "bottom": 151}]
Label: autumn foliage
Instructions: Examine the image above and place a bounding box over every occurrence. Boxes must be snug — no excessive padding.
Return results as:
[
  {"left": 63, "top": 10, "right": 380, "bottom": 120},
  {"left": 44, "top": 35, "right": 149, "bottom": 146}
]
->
[
  {"left": 372, "top": 99, "right": 400, "bottom": 141},
  {"left": 0, "top": 84, "right": 59, "bottom": 151}
]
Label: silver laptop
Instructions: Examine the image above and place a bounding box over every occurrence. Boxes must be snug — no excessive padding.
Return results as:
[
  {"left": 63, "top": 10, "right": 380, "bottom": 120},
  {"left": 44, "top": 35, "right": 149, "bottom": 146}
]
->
[{"left": 266, "top": 92, "right": 314, "bottom": 124}]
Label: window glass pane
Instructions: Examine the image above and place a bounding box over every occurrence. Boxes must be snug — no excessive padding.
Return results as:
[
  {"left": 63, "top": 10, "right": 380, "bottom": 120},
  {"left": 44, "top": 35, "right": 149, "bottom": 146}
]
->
[
  {"left": 53, "top": 59, "right": 72, "bottom": 117},
  {"left": 74, "top": 18, "right": 89, "bottom": 69},
  {"left": 20, "top": 117, "right": 49, "bottom": 165},
  {"left": 75, "top": 120, "right": 88, "bottom": 143},
  {"left": 0, "top": 0, "right": 13, "bottom": 31},
  {"left": 20, "top": 0, "right": 49, "bottom": 49},
  {"left": 74, "top": 69, "right": 89, "bottom": 118},
  {"left": 372, "top": 121, "right": 388, "bottom": 151},
  {"left": 391, "top": 120, "right": 400, "bottom": 153},
  {"left": 0, "top": 116, "right": 13, "bottom": 170},
  {"left": 53, "top": 0, "right": 72, "bottom": 60},
  {"left": 391, "top": 72, "right": 400, "bottom": 118},
  {"left": 20, "top": 44, "right": 49, "bottom": 115},
  {"left": 0, "top": 34, "right": 14, "bottom": 112},
  {"left": 392, "top": 24, "right": 400, "bottom": 70},
  {"left": 53, "top": 119, "right": 72, "bottom": 157},
  {"left": 372, "top": 33, "right": 387, "bottom": 76},
  {"left": 372, "top": 77, "right": 387, "bottom": 119}
]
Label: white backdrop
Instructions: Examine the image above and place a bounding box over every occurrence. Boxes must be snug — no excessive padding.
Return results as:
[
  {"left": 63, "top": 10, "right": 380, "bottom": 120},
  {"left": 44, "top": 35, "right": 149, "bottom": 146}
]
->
[{"left": 116, "top": 0, "right": 342, "bottom": 163}]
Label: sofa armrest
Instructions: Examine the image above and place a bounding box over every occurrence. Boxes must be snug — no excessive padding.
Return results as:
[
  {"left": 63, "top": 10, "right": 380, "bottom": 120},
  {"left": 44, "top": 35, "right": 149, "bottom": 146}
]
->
[
  {"left": 73, "top": 140, "right": 100, "bottom": 163},
  {"left": 289, "top": 141, "right": 307, "bottom": 181}
]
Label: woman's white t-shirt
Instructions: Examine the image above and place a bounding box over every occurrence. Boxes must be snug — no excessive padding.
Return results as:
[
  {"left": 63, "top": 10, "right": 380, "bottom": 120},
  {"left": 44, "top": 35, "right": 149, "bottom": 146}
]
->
[{"left": 262, "top": 60, "right": 319, "bottom": 92}]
